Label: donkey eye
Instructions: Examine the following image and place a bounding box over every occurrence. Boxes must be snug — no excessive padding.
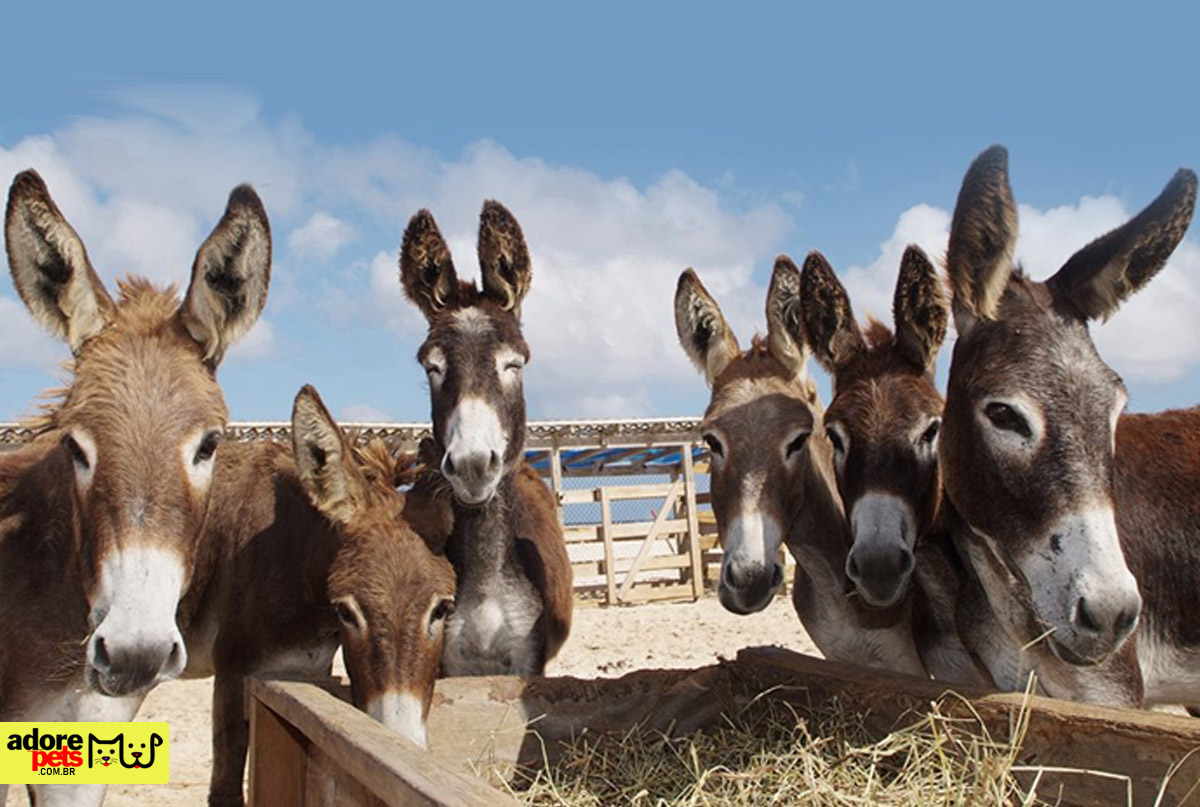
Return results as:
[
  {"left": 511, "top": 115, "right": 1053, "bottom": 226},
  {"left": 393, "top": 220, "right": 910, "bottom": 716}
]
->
[
  {"left": 785, "top": 432, "right": 810, "bottom": 458},
  {"left": 984, "top": 403, "right": 1031, "bottom": 439},
  {"left": 825, "top": 427, "right": 844, "bottom": 455},
  {"left": 702, "top": 433, "right": 724, "bottom": 458},
  {"left": 62, "top": 434, "right": 89, "bottom": 470},
  {"left": 430, "top": 598, "right": 455, "bottom": 625},
  {"left": 919, "top": 420, "right": 941, "bottom": 446},
  {"left": 333, "top": 601, "right": 364, "bottom": 632},
  {"left": 193, "top": 431, "right": 221, "bottom": 465}
]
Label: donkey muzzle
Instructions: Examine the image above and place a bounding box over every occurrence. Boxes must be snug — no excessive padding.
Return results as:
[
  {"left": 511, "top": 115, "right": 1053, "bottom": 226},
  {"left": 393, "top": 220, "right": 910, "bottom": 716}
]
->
[{"left": 87, "top": 629, "right": 187, "bottom": 696}]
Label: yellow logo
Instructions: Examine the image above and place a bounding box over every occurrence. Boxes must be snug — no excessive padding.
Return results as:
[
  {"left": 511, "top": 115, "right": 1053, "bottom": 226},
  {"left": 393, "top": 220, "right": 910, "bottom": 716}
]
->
[{"left": 0, "top": 723, "right": 168, "bottom": 784}]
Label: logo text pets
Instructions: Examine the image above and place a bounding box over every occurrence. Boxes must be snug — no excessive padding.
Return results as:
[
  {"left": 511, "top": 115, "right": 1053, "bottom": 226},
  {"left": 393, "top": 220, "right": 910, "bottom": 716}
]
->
[{"left": 0, "top": 722, "right": 169, "bottom": 784}]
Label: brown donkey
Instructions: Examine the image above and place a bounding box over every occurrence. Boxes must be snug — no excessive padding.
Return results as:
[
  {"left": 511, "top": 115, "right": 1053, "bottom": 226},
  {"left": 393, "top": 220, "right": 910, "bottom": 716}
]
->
[
  {"left": 399, "top": 202, "right": 571, "bottom": 677},
  {"left": 941, "top": 146, "right": 1197, "bottom": 704},
  {"left": 674, "top": 258, "right": 926, "bottom": 675},
  {"left": 799, "top": 247, "right": 991, "bottom": 686},
  {"left": 0, "top": 170, "right": 270, "bottom": 807},
  {"left": 189, "top": 386, "right": 455, "bottom": 806}
]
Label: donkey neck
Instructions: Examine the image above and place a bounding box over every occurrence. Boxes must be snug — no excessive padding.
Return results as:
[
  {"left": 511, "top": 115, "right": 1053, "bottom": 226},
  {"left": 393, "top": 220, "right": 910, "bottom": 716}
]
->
[{"left": 446, "top": 470, "right": 521, "bottom": 587}]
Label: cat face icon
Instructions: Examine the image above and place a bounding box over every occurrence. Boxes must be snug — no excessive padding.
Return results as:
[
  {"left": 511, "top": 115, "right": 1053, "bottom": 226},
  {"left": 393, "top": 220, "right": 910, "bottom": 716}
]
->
[{"left": 88, "top": 733, "right": 164, "bottom": 770}]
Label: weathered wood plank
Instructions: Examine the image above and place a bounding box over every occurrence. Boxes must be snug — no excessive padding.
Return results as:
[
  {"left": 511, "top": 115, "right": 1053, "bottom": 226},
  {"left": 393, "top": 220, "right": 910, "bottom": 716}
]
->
[
  {"left": 249, "top": 696, "right": 309, "bottom": 807},
  {"left": 599, "top": 488, "right": 616, "bottom": 605},
  {"left": 681, "top": 449, "right": 704, "bottom": 599},
  {"left": 249, "top": 679, "right": 518, "bottom": 807}
]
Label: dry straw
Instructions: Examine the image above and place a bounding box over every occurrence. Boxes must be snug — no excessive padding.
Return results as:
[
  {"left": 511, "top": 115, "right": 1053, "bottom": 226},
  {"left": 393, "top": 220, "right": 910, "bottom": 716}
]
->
[{"left": 494, "top": 675, "right": 1161, "bottom": 807}]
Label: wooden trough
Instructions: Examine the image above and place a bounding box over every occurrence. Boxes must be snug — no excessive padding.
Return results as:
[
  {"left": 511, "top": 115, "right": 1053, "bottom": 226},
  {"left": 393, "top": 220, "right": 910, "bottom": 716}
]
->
[{"left": 247, "top": 647, "right": 1200, "bottom": 807}]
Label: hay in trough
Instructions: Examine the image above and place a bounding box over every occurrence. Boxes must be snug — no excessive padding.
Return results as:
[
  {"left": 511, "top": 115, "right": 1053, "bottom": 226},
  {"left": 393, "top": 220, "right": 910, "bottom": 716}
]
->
[{"left": 496, "top": 679, "right": 1135, "bottom": 807}]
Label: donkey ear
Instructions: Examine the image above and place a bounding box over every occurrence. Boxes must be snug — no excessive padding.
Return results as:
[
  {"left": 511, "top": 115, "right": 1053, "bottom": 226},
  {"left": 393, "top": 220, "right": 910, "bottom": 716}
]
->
[
  {"left": 5, "top": 170, "right": 115, "bottom": 353},
  {"left": 478, "top": 200, "right": 532, "bottom": 316},
  {"left": 292, "top": 385, "right": 362, "bottom": 526},
  {"left": 798, "top": 250, "right": 864, "bottom": 375},
  {"left": 400, "top": 209, "right": 459, "bottom": 321},
  {"left": 765, "top": 255, "right": 810, "bottom": 379},
  {"left": 945, "top": 145, "right": 1017, "bottom": 336},
  {"left": 893, "top": 245, "right": 948, "bottom": 373},
  {"left": 1047, "top": 168, "right": 1197, "bottom": 322},
  {"left": 674, "top": 269, "right": 740, "bottom": 386},
  {"left": 180, "top": 184, "right": 271, "bottom": 367}
]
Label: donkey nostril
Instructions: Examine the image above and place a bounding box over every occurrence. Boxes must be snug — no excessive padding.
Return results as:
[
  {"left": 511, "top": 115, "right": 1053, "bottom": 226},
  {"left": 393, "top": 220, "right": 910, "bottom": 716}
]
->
[
  {"left": 721, "top": 563, "right": 736, "bottom": 589},
  {"left": 93, "top": 637, "right": 110, "bottom": 670},
  {"left": 1075, "top": 598, "right": 1102, "bottom": 634},
  {"left": 771, "top": 564, "right": 784, "bottom": 588},
  {"left": 167, "top": 641, "right": 184, "bottom": 670},
  {"left": 442, "top": 454, "right": 456, "bottom": 477},
  {"left": 488, "top": 451, "right": 500, "bottom": 472},
  {"left": 846, "top": 553, "right": 861, "bottom": 582},
  {"left": 1115, "top": 603, "right": 1139, "bottom": 638},
  {"left": 897, "top": 548, "right": 915, "bottom": 575}
]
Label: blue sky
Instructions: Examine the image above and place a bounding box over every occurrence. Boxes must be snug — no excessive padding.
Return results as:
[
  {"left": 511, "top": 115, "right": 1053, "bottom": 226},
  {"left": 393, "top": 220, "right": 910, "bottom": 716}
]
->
[{"left": 1, "top": 3, "right": 1198, "bottom": 423}]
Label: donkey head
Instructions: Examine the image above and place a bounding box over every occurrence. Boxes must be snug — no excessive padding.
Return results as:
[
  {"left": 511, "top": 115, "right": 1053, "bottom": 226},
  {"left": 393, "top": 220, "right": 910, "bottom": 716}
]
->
[
  {"left": 941, "top": 146, "right": 1196, "bottom": 664},
  {"left": 800, "top": 247, "right": 947, "bottom": 608},
  {"left": 293, "top": 386, "right": 456, "bottom": 748},
  {"left": 675, "top": 258, "right": 829, "bottom": 614},
  {"left": 400, "top": 202, "right": 532, "bottom": 507},
  {"left": 4, "top": 170, "right": 270, "bottom": 696}
]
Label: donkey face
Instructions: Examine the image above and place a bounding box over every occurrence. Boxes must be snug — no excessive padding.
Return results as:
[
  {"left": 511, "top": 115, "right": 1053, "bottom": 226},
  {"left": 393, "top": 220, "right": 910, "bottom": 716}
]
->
[
  {"left": 942, "top": 146, "right": 1196, "bottom": 664},
  {"left": 400, "top": 202, "right": 532, "bottom": 506},
  {"left": 293, "top": 386, "right": 456, "bottom": 748},
  {"left": 675, "top": 258, "right": 826, "bottom": 614},
  {"left": 800, "top": 248, "right": 947, "bottom": 607},
  {"left": 4, "top": 171, "right": 270, "bottom": 696}
]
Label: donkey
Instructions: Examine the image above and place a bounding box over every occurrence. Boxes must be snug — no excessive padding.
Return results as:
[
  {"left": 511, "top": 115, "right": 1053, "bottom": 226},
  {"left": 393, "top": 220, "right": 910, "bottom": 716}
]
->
[
  {"left": 940, "top": 145, "right": 1197, "bottom": 705},
  {"left": 187, "top": 385, "right": 456, "bottom": 806},
  {"left": 0, "top": 170, "right": 270, "bottom": 807},
  {"left": 674, "top": 258, "right": 927, "bottom": 675},
  {"left": 398, "top": 201, "right": 572, "bottom": 677},
  {"left": 798, "top": 246, "right": 992, "bottom": 686}
]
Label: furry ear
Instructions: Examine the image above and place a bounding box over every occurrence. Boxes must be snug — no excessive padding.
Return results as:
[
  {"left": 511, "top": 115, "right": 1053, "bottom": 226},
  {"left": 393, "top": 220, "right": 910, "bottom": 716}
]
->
[
  {"left": 180, "top": 184, "right": 271, "bottom": 366},
  {"left": 5, "top": 169, "right": 115, "bottom": 353},
  {"left": 945, "top": 145, "right": 1017, "bottom": 336},
  {"left": 798, "top": 250, "right": 864, "bottom": 376},
  {"left": 400, "top": 209, "right": 459, "bottom": 321},
  {"left": 292, "top": 385, "right": 363, "bottom": 525},
  {"left": 674, "top": 269, "right": 740, "bottom": 386},
  {"left": 1047, "top": 167, "right": 1197, "bottom": 322},
  {"left": 892, "top": 245, "right": 948, "bottom": 373},
  {"left": 764, "top": 255, "right": 810, "bottom": 379},
  {"left": 478, "top": 200, "right": 532, "bottom": 316}
]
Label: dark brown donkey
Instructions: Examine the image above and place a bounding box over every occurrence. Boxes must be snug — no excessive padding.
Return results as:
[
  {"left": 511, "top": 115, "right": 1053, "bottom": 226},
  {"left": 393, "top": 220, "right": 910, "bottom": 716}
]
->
[
  {"left": 0, "top": 170, "right": 270, "bottom": 807},
  {"left": 399, "top": 202, "right": 572, "bottom": 677},
  {"left": 674, "top": 258, "right": 926, "bottom": 675},
  {"left": 189, "top": 386, "right": 455, "bottom": 806},
  {"left": 940, "top": 146, "right": 1197, "bottom": 705},
  {"left": 799, "top": 246, "right": 991, "bottom": 686}
]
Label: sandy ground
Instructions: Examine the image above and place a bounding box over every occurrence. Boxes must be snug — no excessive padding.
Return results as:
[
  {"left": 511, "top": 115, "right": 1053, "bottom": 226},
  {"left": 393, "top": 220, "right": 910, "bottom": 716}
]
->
[{"left": 5, "top": 595, "right": 815, "bottom": 806}]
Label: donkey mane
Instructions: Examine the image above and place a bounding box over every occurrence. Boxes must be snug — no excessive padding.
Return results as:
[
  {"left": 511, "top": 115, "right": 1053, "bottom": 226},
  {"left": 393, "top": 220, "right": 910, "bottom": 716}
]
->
[{"left": 22, "top": 277, "right": 195, "bottom": 436}]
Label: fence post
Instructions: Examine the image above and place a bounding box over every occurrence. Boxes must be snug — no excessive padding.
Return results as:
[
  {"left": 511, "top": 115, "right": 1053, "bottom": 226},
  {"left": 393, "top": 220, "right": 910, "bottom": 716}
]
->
[
  {"left": 600, "top": 487, "right": 616, "bottom": 605},
  {"left": 549, "top": 444, "right": 565, "bottom": 527},
  {"left": 682, "top": 443, "right": 704, "bottom": 601}
]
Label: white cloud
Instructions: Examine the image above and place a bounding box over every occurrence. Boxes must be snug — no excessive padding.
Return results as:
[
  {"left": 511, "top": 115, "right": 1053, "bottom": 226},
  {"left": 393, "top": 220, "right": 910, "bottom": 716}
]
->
[
  {"left": 225, "top": 318, "right": 277, "bottom": 363},
  {"left": 340, "top": 403, "right": 394, "bottom": 423},
  {"left": 840, "top": 195, "right": 1200, "bottom": 385},
  {"left": 0, "top": 297, "right": 64, "bottom": 367},
  {"left": 288, "top": 212, "right": 356, "bottom": 260}
]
